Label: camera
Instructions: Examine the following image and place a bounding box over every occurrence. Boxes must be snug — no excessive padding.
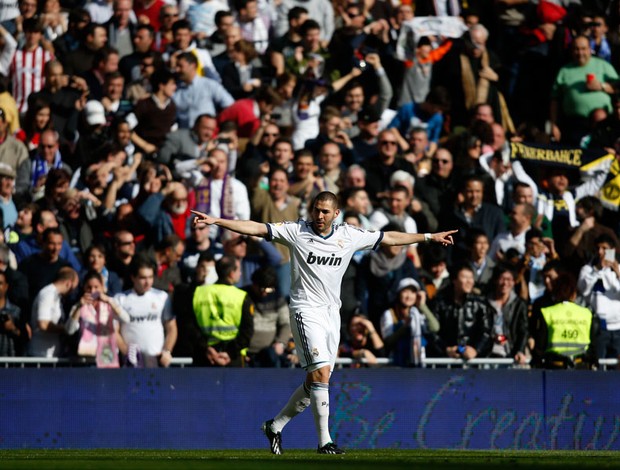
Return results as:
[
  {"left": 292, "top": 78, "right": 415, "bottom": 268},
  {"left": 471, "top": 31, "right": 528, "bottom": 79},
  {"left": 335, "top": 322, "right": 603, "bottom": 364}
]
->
[
  {"left": 217, "top": 137, "right": 231, "bottom": 145},
  {"left": 270, "top": 113, "right": 282, "bottom": 120}
]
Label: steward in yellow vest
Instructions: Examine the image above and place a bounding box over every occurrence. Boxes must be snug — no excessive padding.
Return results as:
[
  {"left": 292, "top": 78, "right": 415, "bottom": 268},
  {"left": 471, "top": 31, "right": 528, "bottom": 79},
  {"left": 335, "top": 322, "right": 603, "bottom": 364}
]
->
[{"left": 191, "top": 256, "right": 254, "bottom": 366}]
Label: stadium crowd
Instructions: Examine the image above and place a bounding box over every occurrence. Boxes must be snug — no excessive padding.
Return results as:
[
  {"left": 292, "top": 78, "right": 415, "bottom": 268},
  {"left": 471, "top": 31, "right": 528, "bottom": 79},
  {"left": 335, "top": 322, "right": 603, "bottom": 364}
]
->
[{"left": 0, "top": 0, "right": 619, "bottom": 369}]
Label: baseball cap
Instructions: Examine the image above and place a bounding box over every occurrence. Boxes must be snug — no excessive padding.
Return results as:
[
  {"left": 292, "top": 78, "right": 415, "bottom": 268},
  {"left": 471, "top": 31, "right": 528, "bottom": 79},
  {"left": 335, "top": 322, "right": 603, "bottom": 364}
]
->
[
  {"left": 0, "top": 162, "right": 15, "bottom": 179},
  {"left": 396, "top": 278, "right": 421, "bottom": 293},
  {"left": 84, "top": 100, "right": 106, "bottom": 126}
]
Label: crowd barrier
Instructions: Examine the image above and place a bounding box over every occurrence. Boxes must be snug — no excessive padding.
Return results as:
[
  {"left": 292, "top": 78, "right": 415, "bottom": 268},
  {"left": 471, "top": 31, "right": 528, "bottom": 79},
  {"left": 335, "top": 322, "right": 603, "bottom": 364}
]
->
[
  {"left": 1, "top": 366, "right": 619, "bottom": 450},
  {"left": 1, "top": 356, "right": 617, "bottom": 370}
]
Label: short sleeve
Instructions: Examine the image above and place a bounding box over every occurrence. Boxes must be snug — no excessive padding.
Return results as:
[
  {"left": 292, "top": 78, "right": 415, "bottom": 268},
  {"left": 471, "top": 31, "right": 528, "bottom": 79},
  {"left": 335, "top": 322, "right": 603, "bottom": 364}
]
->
[
  {"left": 161, "top": 294, "right": 174, "bottom": 321},
  {"left": 266, "top": 221, "right": 300, "bottom": 246}
]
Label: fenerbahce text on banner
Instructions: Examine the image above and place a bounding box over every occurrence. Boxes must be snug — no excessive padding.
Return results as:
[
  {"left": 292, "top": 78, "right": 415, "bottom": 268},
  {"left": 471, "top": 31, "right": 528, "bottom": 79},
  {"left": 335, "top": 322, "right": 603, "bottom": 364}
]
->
[{"left": 509, "top": 141, "right": 618, "bottom": 210}]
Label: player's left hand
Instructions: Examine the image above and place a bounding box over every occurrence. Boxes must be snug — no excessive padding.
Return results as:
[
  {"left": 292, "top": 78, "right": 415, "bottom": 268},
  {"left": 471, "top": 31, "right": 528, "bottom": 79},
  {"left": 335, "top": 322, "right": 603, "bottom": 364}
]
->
[{"left": 431, "top": 229, "right": 458, "bottom": 246}]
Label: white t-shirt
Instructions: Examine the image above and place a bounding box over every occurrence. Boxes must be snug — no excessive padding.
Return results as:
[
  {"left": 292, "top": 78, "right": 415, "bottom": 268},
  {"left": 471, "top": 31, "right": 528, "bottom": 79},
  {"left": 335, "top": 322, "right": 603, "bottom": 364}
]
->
[
  {"left": 267, "top": 220, "right": 383, "bottom": 311},
  {"left": 114, "top": 288, "right": 172, "bottom": 356},
  {"left": 29, "top": 284, "right": 64, "bottom": 357}
]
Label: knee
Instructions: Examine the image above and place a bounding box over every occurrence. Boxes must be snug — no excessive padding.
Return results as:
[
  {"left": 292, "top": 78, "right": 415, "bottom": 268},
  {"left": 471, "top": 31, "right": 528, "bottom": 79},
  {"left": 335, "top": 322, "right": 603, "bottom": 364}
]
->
[{"left": 306, "top": 365, "right": 330, "bottom": 385}]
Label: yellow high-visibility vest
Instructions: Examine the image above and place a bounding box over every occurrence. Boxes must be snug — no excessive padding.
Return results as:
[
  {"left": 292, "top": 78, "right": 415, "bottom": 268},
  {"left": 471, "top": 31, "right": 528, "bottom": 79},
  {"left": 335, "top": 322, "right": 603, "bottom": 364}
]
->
[{"left": 541, "top": 301, "right": 592, "bottom": 358}]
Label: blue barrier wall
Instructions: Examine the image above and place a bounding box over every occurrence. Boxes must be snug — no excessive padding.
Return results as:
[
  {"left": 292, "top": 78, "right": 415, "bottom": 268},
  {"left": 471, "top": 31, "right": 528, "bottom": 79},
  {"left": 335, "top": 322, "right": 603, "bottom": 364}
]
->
[{"left": 1, "top": 369, "right": 619, "bottom": 450}]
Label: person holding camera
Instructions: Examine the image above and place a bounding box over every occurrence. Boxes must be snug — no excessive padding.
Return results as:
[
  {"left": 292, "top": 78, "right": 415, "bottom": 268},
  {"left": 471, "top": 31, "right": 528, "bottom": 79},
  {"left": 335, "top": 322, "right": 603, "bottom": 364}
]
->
[{"left": 578, "top": 233, "right": 620, "bottom": 359}]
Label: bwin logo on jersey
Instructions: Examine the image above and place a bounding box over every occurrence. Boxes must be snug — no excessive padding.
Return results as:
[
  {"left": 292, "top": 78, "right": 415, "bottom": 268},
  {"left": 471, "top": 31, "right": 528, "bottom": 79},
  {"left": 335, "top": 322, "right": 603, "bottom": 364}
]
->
[{"left": 306, "top": 252, "right": 342, "bottom": 266}]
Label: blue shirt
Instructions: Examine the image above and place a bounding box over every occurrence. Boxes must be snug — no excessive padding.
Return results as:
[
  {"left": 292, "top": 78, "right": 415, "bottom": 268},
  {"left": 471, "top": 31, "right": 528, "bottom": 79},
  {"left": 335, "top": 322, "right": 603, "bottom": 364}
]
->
[
  {"left": 173, "top": 75, "right": 234, "bottom": 129},
  {"left": 12, "top": 235, "right": 82, "bottom": 271}
]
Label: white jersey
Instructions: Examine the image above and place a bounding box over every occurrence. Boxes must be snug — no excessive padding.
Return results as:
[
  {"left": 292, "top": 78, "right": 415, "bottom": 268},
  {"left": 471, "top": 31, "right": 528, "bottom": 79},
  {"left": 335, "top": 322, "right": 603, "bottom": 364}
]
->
[
  {"left": 267, "top": 220, "right": 383, "bottom": 311},
  {"left": 114, "top": 288, "right": 173, "bottom": 356}
]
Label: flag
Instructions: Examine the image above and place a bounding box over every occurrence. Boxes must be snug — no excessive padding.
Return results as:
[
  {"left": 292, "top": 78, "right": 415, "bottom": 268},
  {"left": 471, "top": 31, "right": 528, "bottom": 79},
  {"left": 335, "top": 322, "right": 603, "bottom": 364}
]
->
[{"left": 509, "top": 141, "right": 617, "bottom": 209}]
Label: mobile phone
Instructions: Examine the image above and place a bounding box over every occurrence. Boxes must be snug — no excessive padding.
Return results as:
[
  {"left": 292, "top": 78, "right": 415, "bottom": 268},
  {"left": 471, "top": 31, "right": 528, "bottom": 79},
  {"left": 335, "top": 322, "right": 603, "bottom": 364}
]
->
[
  {"left": 605, "top": 248, "right": 616, "bottom": 262},
  {"left": 91, "top": 292, "right": 100, "bottom": 300},
  {"left": 217, "top": 137, "right": 231, "bottom": 144}
]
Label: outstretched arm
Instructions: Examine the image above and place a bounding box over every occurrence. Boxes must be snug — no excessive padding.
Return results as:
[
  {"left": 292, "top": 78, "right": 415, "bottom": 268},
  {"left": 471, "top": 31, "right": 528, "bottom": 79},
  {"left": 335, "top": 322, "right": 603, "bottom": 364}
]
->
[
  {"left": 191, "top": 210, "right": 269, "bottom": 237},
  {"left": 381, "top": 229, "right": 458, "bottom": 247}
]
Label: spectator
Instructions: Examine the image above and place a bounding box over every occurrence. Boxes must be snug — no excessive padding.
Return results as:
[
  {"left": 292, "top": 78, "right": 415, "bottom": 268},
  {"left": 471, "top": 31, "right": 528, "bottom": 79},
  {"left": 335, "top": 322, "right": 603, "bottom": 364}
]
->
[
  {"left": 564, "top": 196, "right": 620, "bottom": 272},
  {"left": 137, "top": 181, "right": 191, "bottom": 244},
  {"left": 13, "top": 209, "right": 81, "bottom": 270},
  {"left": 275, "top": 0, "right": 334, "bottom": 45},
  {"left": 217, "top": 85, "right": 283, "bottom": 139},
  {"left": 488, "top": 203, "right": 535, "bottom": 262},
  {"left": 0, "top": 163, "right": 17, "bottom": 228},
  {"left": 31, "top": 130, "right": 73, "bottom": 200},
  {"left": 187, "top": 255, "right": 255, "bottom": 366},
  {"left": 180, "top": 218, "right": 217, "bottom": 283},
  {"left": 114, "top": 258, "right": 177, "bottom": 367},
  {"left": 0, "top": 107, "right": 30, "bottom": 197},
  {"left": 221, "top": 39, "right": 264, "bottom": 100},
  {"left": 107, "top": 229, "right": 136, "bottom": 290},
  {"left": 19, "top": 226, "right": 73, "bottom": 301},
  {"left": 119, "top": 23, "right": 154, "bottom": 83},
  {"left": 52, "top": 8, "right": 91, "bottom": 59},
  {"left": 0, "top": 270, "right": 27, "bottom": 356},
  {"left": 356, "top": 222, "right": 419, "bottom": 326},
  {"left": 339, "top": 311, "right": 385, "bottom": 366},
  {"left": 131, "top": 68, "right": 178, "bottom": 155},
  {"left": 362, "top": 129, "right": 415, "bottom": 206},
  {"left": 440, "top": 174, "right": 506, "bottom": 264},
  {"left": 486, "top": 265, "right": 529, "bottom": 365},
  {"left": 465, "top": 228, "right": 495, "bottom": 295},
  {"left": 159, "top": 113, "right": 216, "bottom": 167},
  {"left": 82, "top": 46, "right": 120, "bottom": 102},
  {"left": 402, "top": 127, "right": 433, "bottom": 178},
  {"left": 531, "top": 271, "right": 598, "bottom": 369},
  {"left": 172, "top": 51, "right": 234, "bottom": 129},
  {"left": 577, "top": 233, "right": 620, "bottom": 360},
  {"left": 187, "top": 0, "right": 228, "bottom": 40},
  {"left": 62, "top": 22, "right": 108, "bottom": 76},
  {"left": 336, "top": 187, "right": 371, "bottom": 229},
  {"left": 207, "top": 10, "right": 235, "bottom": 57},
  {"left": 269, "top": 6, "right": 308, "bottom": 76},
  {"left": 193, "top": 148, "right": 251, "bottom": 240},
  {"left": 9, "top": 17, "right": 53, "bottom": 115},
  {"left": 416, "top": 147, "right": 458, "bottom": 220},
  {"left": 27, "top": 60, "right": 88, "bottom": 151},
  {"left": 418, "top": 244, "right": 451, "bottom": 300},
  {"left": 104, "top": 0, "right": 136, "bottom": 59},
  {"left": 57, "top": 188, "right": 95, "bottom": 262},
  {"left": 148, "top": 234, "right": 185, "bottom": 294},
  {"left": 81, "top": 244, "right": 123, "bottom": 296},
  {"left": 65, "top": 270, "right": 130, "bottom": 367},
  {"left": 153, "top": 4, "right": 177, "bottom": 53},
  {"left": 235, "top": 0, "right": 270, "bottom": 55},
  {"left": 15, "top": 97, "right": 53, "bottom": 152},
  {"left": 380, "top": 278, "right": 439, "bottom": 367},
  {"left": 165, "top": 19, "right": 220, "bottom": 82},
  {"left": 245, "top": 265, "right": 293, "bottom": 368},
  {"left": 212, "top": 24, "right": 241, "bottom": 77},
  {"left": 427, "top": 264, "right": 494, "bottom": 359},
  {"left": 550, "top": 35, "right": 618, "bottom": 144},
  {"left": 28, "top": 266, "right": 79, "bottom": 357}
]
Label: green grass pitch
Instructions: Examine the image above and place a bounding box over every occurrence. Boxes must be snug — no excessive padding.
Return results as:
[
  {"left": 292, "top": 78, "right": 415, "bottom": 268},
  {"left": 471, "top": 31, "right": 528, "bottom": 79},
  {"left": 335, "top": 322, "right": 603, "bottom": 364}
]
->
[{"left": 2, "top": 449, "right": 620, "bottom": 469}]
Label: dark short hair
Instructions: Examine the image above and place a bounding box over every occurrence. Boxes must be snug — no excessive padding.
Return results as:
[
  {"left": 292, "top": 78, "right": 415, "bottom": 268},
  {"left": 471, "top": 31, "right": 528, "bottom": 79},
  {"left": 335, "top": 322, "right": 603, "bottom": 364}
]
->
[
  {"left": 251, "top": 265, "right": 277, "bottom": 288},
  {"left": 130, "top": 256, "right": 156, "bottom": 277},
  {"left": 42, "top": 227, "right": 63, "bottom": 242},
  {"left": 311, "top": 191, "right": 339, "bottom": 211},
  {"left": 216, "top": 255, "right": 239, "bottom": 280}
]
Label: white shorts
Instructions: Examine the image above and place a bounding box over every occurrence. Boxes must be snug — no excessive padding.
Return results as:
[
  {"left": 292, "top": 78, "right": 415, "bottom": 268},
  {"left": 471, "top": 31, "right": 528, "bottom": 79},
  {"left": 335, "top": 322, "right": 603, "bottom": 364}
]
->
[{"left": 290, "top": 307, "right": 340, "bottom": 373}]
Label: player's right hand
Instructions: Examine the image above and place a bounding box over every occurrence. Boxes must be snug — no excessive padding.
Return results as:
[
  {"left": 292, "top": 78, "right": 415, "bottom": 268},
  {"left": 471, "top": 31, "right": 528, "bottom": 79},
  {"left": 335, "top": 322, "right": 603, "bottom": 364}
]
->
[{"left": 191, "top": 210, "right": 213, "bottom": 227}]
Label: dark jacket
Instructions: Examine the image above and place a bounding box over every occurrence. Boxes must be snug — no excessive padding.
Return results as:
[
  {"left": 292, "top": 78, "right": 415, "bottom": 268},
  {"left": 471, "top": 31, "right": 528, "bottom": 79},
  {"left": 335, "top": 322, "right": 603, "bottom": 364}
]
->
[
  {"left": 488, "top": 291, "right": 529, "bottom": 358},
  {"left": 428, "top": 289, "right": 494, "bottom": 357}
]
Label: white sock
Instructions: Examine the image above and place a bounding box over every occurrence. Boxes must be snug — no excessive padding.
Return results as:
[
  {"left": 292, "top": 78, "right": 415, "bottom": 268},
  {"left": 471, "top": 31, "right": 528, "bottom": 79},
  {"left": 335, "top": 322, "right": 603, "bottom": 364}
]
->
[
  {"left": 310, "top": 382, "right": 332, "bottom": 447},
  {"left": 271, "top": 382, "right": 311, "bottom": 433}
]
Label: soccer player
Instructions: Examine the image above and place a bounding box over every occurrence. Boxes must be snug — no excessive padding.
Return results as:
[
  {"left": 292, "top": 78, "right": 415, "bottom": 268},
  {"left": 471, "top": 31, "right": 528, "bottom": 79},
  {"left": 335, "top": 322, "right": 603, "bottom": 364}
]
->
[{"left": 191, "top": 191, "right": 457, "bottom": 454}]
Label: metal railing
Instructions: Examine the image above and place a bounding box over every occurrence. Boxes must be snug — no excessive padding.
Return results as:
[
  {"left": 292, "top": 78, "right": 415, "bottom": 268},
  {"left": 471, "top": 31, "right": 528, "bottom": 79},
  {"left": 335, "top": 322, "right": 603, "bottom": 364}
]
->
[{"left": 0, "top": 356, "right": 617, "bottom": 370}]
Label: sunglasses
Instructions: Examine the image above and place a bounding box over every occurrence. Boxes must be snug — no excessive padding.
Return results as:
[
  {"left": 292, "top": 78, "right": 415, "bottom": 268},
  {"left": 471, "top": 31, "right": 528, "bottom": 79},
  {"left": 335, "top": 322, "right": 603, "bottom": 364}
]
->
[{"left": 380, "top": 141, "right": 397, "bottom": 146}]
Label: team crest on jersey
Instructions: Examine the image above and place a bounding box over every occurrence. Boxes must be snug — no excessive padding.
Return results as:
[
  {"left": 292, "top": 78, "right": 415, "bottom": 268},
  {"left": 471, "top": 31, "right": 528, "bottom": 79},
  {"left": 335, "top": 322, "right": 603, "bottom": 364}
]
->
[
  {"left": 312, "top": 348, "right": 319, "bottom": 357},
  {"left": 307, "top": 238, "right": 314, "bottom": 244},
  {"left": 337, "top": 240, "right": 344, "bottom": 249}
]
